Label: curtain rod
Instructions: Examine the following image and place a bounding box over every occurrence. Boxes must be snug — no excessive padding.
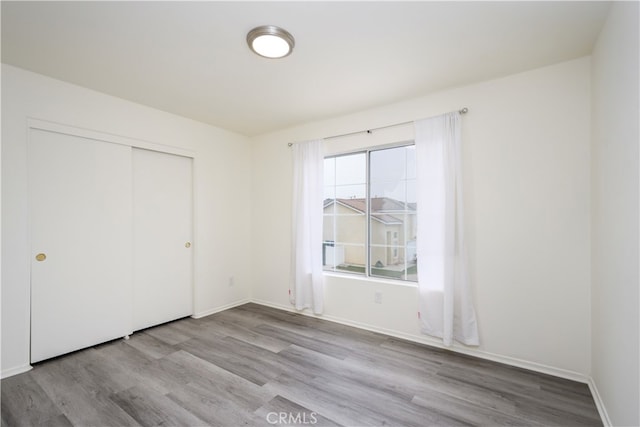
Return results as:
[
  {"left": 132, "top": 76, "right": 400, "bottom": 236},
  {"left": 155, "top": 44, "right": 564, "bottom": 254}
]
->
[{"left": 288, "top": 107, "right": 468, "bottom": 147}]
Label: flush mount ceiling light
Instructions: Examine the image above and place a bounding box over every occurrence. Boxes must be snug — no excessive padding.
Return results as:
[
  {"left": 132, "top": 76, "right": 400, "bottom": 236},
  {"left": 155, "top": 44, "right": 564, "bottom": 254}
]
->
[{"left": 247, "top": 25, "right": 295, "bottom": 59}]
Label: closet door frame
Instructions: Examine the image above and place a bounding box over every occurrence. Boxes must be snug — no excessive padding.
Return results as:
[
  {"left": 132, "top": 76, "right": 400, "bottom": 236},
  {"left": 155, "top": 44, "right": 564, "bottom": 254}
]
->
[{"left": 27, "top": 118, "right": 196, "bottom": 362}]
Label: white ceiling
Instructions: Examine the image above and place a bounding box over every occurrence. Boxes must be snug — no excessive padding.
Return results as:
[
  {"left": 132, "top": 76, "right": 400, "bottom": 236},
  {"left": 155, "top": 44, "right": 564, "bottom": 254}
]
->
[{"left": 2, "top": 1, "right": 611, "bottom": 137}]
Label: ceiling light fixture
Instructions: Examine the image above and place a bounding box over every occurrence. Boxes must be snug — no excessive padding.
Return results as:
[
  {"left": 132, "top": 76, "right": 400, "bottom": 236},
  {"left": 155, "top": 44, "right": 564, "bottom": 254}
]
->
[{"left": 247, "top": 25, "right": 295, "bottom": 59}]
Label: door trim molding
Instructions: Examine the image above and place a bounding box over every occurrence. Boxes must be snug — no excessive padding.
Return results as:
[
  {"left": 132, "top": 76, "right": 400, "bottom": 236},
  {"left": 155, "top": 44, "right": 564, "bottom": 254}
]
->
[{"left": 27, "top": 118, "right": 195, "bottom": 158}]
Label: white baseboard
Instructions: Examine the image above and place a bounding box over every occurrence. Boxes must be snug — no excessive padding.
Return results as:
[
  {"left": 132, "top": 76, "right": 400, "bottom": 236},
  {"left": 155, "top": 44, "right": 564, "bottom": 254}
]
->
[
  {"left": 587, "top": 377, "right": 612, "bottom": 426},
  {"left": 192, "top": 298, "right": 251, "bottom": 319},
  {"left": 250, "top": 298, "right": 590, "bottom": 384},
  {"left": 1, "top": 364, "right": 32, "bottom": 379}
]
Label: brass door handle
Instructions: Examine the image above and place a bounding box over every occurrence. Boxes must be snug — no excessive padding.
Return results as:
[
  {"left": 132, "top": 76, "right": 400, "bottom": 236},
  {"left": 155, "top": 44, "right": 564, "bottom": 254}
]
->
[
  {"left": 185, "top": 242, "right": 191, "bottom": 248},
  {"left": 35, "top": 253, "right": 47, "bottom": 262}
]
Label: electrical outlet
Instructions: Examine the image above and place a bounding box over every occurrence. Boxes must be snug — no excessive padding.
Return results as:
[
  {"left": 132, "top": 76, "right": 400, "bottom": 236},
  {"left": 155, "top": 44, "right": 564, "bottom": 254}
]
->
[
  {"left": 374, "top": 291, "right": 382, "bottom": 304},
  {"left": 229, "top": 276, "right": 235, "bottom": 287}
]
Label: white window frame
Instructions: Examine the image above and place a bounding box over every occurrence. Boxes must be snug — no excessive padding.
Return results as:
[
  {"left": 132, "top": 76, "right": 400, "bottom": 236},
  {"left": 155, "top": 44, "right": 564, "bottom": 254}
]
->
[{"left": 323, "top": 140, "right": 417, "bottom": 283}]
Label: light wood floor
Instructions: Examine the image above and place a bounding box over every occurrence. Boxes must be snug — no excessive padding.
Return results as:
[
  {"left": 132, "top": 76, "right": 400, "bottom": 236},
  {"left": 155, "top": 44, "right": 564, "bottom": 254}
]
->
[{"left": 1, "top": 303, "right": 602, "bottom": 426}]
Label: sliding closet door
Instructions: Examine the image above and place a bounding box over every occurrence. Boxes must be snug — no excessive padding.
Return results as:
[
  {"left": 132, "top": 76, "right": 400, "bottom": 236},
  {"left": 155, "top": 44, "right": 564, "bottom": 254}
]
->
[
  {"left": 133, "top": 148, "right": 193, "bottom": 331},
  {"left": 29, "top": 129, "right": 133, "bottom": 363}
]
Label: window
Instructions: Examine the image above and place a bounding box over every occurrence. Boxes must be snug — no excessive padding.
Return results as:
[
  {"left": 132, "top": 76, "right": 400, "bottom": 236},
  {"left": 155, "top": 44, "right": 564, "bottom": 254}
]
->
[{"left": 323, "top": 143, "right": 418, "bottom": 282}]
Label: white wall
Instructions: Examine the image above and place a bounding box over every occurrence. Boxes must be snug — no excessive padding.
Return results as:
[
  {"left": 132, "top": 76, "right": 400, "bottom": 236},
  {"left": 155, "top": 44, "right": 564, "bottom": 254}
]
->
[
  {"left": 591, "top": 2, "right": 640, "bottom": 426},
  {"left": 251, "top": 57, "right": 592, "bottom": 379},
  {"left": 1, "top": 64, "right": 252, "bottom": 377}
]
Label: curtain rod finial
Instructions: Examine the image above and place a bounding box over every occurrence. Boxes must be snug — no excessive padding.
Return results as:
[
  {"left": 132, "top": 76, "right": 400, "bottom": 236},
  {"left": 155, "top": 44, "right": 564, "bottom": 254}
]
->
[{"left": 459, "top": 107, "right": 469, "bottom": 114}]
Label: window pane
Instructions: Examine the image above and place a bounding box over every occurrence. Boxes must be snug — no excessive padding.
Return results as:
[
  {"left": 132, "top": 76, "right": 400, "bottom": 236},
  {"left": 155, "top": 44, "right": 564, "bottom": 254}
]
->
[
  {"left": 368, "top": 214, "right": 417, "bottom": 245},
  {"left": 368, "top": 144, "right": 418, "bottom": 282},
  {"left": 323, "top": 185, "right": 335, "bottom": 206},
  {"left": 335, "top": 184, "right": 366, "bottom": 200},
  {"left": 323, "top": 152, "right": 366, "bottom": 277},
  {"left": 370, "top": 223, "right": 404, "bottom": 247},
  {"left": 370, "top": 245, "right": 418, "bottom": 281},
  {"left": 370, "top": 182, "right": 407, "bottom": 210},
  {"left": 335, "top": 214, "right": 366, "bottom": 245},
  {"left": 323, "top": 242, "right": 365, "bottom": 274},
  {"left": 371, "top": 146, "right": 406, "bottom": 182},
  {"left": 322, "top": 214, "right": 335, "bottom": 243},
  {"left": 335, "top": 153, "right": 366, "bottom": 185},
  {"left": 324, "top": 157, "right": 336, "bottom": 187},
  {"left": 370, "top": 213, "right": 416, "bottom": 281}
]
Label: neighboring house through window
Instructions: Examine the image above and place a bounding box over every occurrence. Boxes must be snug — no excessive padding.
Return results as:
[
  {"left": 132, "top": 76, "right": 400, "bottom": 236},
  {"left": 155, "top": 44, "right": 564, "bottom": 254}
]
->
[{"left": 323, "top": 143, "right": 418, "bottom": 282}]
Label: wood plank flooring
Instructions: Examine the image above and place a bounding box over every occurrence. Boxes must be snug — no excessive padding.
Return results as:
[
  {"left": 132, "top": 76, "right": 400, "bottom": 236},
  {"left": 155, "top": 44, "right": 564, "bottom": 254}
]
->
[{"left": 1, "top": 303, "right": 602, "bottom": 426}]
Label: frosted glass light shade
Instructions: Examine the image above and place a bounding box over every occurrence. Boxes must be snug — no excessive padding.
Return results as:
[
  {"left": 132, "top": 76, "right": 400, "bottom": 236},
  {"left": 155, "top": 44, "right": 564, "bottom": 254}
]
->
[{"left": 247, "top": 26, "right": 295, "bottom": 59}]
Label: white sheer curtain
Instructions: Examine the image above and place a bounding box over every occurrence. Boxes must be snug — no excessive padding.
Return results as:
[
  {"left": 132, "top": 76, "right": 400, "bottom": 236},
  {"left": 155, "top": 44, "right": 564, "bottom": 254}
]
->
[
  {"left": 290, "top": 139, "right": 325, "bottom": 314},
  {"left": 415, "top": 112, "right": 479, "bottom": 346}
]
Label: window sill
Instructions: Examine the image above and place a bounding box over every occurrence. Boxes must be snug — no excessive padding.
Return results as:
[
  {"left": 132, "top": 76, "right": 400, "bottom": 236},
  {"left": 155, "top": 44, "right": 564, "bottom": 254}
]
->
[{"left": 323, "top": 271, "right": 418, "bottom": 288}]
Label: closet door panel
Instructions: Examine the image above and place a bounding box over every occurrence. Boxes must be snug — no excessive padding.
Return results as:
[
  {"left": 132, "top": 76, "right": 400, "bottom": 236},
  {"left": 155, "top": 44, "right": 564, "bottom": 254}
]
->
[
  {"left": 29, "top": 129, "right": 133, "bottom": 363},
  {"left": 133, "top": 148, "right": 193, "bottom": 331}
]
